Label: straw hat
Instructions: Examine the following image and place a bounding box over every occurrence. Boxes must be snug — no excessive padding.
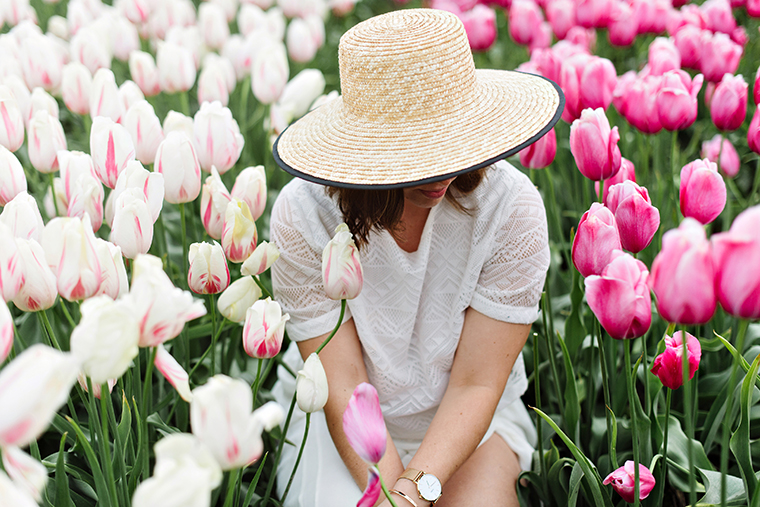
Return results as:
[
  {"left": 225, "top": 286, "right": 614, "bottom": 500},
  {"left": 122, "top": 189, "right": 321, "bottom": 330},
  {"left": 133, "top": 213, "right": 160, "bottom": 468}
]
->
[{"left": 273, "top": 8, "right": 564, "bottom": 189}]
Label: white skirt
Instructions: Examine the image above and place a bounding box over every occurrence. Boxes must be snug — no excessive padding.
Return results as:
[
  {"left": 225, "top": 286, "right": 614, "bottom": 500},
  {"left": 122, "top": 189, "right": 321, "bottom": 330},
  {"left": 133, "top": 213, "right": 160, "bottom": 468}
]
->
[{"left": 271, "top": 343, "right": 537, "bottom": 507}]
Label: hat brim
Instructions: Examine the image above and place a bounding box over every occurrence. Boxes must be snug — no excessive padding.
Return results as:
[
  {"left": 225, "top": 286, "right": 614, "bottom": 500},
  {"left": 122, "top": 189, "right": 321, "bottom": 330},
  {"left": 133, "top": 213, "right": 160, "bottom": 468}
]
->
[{"left": 273, "top": 70, "right": 565, "bottom": 190}]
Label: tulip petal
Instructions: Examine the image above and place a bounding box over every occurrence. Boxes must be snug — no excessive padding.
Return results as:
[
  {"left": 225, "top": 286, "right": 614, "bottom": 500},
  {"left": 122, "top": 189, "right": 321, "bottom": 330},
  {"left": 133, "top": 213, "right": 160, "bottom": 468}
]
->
[
  {"left": 358, "top": 466, "right": 382, "bottom": 507},
  {"left": 2, "top": 446, "right": 48, "bottom": 501},
  {"left": 155, "top": 344, "right": 193, "bottom": 402},
  {"left": 342, "top": 383, "right": 387, "bottom": 465}
]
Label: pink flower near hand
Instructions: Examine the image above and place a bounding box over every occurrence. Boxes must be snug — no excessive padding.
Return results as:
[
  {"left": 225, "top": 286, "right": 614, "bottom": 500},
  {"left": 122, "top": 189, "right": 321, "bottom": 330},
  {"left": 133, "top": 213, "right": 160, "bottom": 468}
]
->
[
  {"left": 569, "top": 108, "right": 621, "bottom": 181},
  {"left": 606, "top": 181, "right": 660, "bottom": 253},
  {"left": 680, "top": 158, "right": 726, "bottom": 225},
  {"left": 710, "top": 73, "right": 748, "bottom": 131},
  {"left": 603, "top": 461, "right": 656, "bottom": 503},
  {"left": 711, "top": 205, "right": 760, "bottom": 320},
  {"left": 648, "top": 218, "right": 716, "bottom": 325},
  {"left": 357, "top": 467, "right": 382, "bottom": 507},
  {"left": 651, "top": 331, "right": 701, "bottom": 389},
  {"left": 572, "top": 203, "right": 622, "bottom": 277},
  {"left": 519, "top": 128, "right": 556, "bottom": 169},
  {"left": 701, "top": 134, "right": 740, "bottom": 177},
  {"left": 343, "top": 383, "right": 387, "bottom": 465}
]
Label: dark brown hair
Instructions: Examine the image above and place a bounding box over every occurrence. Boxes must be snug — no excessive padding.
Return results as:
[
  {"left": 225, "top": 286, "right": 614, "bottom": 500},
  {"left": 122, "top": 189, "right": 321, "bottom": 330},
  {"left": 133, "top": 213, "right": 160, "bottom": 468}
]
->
[{"left": 327, "top": 167, "right": 489, "bottom": 249}]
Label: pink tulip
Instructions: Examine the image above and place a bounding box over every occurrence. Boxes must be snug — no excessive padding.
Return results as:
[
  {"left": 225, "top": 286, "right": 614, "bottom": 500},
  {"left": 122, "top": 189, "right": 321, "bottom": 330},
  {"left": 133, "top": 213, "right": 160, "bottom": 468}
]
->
[
  {"left": 700, "top": 32, "right": 742, "bottom": 83},
  {"left": 358, "top": 467, "right": 382, "bottom": 507},
  {"left": 749, "top": 0, "right": 760, "bottom": 16},
  {"left": 565, "top": 26, "right": 597, "bottom": 51},
  {"left": 0, "top": 146, "right": 27, "bottom": 206},
  {"left": 596, "top": 157, "right": 636, "bottom": 203},
  {"left": 607, "top": 1, "right": 636, "bottom": 46},
  {"left": 701, "top": 134, "right": 740, "bottom": 178},
  {"left": 585, "top": 250, "right": 651, "bottom": 339},
  {"left": 128, "top": 51, "right": 161, "bottom": 97},
  {"left": 193, "top": 101, "right": 244, "bottom": 174},
  {"left": 519, "top": 128, "right": 556, "bottom": 169},
  {"left": 603, "top": 461, "right": 656, "bottom": 503},
  {"left": 560, "top": 55, "right": 617, "bottom": 121},
  {"left": 606, "top": 181, "right": 660, "bottom": 253},
  {"left": 621, "top": 75, "right": 663, "bottom": 134},
  {"left": 572, "top": 203, "right": 622, "bottom": 277},
  {"left": 461, "top": 5, "right": 498, "bottom": 51},
  {"left": 200, "top": 167, "right": 232, "bottom": 240},
  {"left": 0, "top": 85, "right": 25, "bottom": 152},
  {"left": 749, "top": 108, "right": 760, "bottom": 155},
  {"left": 631, "top": 0, "right": 668, "bottom": 34},
  {"left": 89, "top": 69, "right": 124, "bottom": 123},
  {"left": 711, "top": 205, "right": 760, "bottom": 319},
  {"left": 156, "top": 41, "right": 197, "bottom": 94},
  {"left": 649, "top": 218, "right": 716, "bottom": 324},
  {"left": 243, "top": 297, "right": 290, "bottom": 358},
  {"left": 710, "top": 74, "right": 748, "bottom": 131},
  {"left": 666, "top": 5, "right": 706, "bottom": 35},
  {"left": 122, "top": 100, "right": 165, "bottom": 165},
  {"left": 188, "top": 241, "right": 230, "bottom": 295},
  {"left": 680, "top": 158, "right": 726, "bottom": 225},
  {"left": 155, "top": 344, "right": 193, "bottom": 402},
  {"left": 546, "top": 0, "right": 575, "bottom": 39},
  {"left": 509, "top": 0, "right": 545, "bottom": 46},
  {"left": 343, "top": 383, "right": 387, "bottom": 465},
  {"left": 656, "top": 70, "right": 703, "bottom": 131},
  {"left": 650, "top": 331, "right": 701, "bottom": 389},
  {"left": 575, "top": 0, "right": 613, "bottom": 28},
  {"left": 1, "top": 303, "right": 12, "bottom": 362},
  {"left": 0, "top": 192, "right": 44, "bottom": 242},
  {"left": 27, "top": 110, "right": 66, "bottom": 173},
  {"left": 231, "top": 165, "right": 267, "bottom": 221},
  {"left": 322, "top": 223, "right": 364, "bottom": 300},
  {"left": 673, "top": 25, "right": 702, "bottom": 70},
  {"left": 647, "top": 38, "right": 681, "bottom": 76},
  {"left": 701, "top": 0, "right": 735, "bottom": 34},
  {"left": 155, "top": 132, "right": 202, "bottom": 204},
  {"left": 569, "top": 108, "right": 621, "bottom": 181},
  {"left": 0, "top": 223, "right": 22, "bottom": 302},
  {"left": 90, "top": 116, "right": 136, "bottom": 189},
  {"left": 754, "top": 66, "right": 760, "bottom": 105}
]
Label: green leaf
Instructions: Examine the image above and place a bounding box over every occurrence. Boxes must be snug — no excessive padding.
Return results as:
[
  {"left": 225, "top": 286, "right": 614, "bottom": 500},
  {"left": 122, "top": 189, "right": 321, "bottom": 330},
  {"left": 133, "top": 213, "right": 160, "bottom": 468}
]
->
[
  {"left": 242, "top": 452, "right": 268, "bottom": 507},
  {"left": 729, "top": 354, "right": 760, "bottom": 503},
  {"left": 55, "top": 433, "right": 72, "bottom": 507},
  {"left": 64, "top": 417, "right": 111, "bottom": 507},
  {"left": 607, "top": 405, "right": 618, "bottom": 470},
  {"left": 558, "top": 333, "right": 581, "bottom": 444},
  {"left": 564, "top": 267, "right": 587, "bottom": 358},
  {"left": 117, "top": 391, "right": 132, "bottom": 459},
  {"left": 130, "top": 398, "right": 144, "bottom": 494},
  {"left": 715, "top": 332, "right": 760, "bottom": 388},
  {"left": 697, "top": 468, "right": 747, "bottom": 506},
  {"left": 548, "top": 457, "right": 575, "bottom": 506},
  {"left": 631, "top": 352, "right": 653, "bottom": 466},
  {"left": 568, "top": 462, "right": 584, "bottom": 507}
]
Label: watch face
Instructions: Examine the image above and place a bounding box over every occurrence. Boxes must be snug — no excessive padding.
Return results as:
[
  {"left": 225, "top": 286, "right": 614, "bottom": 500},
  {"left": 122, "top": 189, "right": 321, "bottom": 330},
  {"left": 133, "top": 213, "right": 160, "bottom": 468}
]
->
[{"left": 418, "top": 474, "right": 442, "bottom": 501}]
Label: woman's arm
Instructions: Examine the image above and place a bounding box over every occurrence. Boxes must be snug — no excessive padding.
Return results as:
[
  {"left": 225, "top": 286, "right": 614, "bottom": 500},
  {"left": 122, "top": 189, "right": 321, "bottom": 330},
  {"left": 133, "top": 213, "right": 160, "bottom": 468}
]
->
[
  {"left": 381, "top": 307, "right": 531, "bottom": 507},
  {"left": 296, "top": 319, "right": 406, "bottom": 496}
]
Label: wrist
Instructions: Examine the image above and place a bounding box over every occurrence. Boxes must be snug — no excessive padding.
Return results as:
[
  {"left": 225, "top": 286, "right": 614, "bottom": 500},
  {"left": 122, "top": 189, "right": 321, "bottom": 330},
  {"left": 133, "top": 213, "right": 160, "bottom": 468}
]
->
[{"left": 391, "top": 478, "right": 432, "bottom": 507}]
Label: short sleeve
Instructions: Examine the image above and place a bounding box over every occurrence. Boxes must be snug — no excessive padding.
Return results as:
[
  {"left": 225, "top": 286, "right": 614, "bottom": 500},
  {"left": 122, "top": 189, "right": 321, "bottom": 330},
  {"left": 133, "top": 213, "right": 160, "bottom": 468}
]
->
[
  {"left": 270, "top": 184, "right": 353, "bottom": 342},
  {"left": 470, "top": 177, "right": 550, "bottom": 324}
]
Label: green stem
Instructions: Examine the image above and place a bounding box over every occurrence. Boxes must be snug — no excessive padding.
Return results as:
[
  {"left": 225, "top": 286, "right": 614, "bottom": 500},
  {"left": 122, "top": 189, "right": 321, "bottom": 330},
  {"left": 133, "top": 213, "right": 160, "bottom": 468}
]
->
[
  {"left": 721, "top": 319, "right": 749, "bottom": 507},
  {"left": 599, "top": 178, "right": 605, "bottom": 204},
  {"left": 38, "top": 310, "right": 62, "bottom": 350},
  {"left": 379, "top": 470, "right": 400, "bottom": 507},
  {"left": 251, "top": 359, "right": 264, "bottom": 406},
  {"left": 545, "top": 313, "right": 564, "bottom": 419},
  {"left": 597, "top": 321, "right": 616, "bottom": 468},
  {"left": 188, "top": 321, "right": 227, "bottom": 381},
  {"left": 59, "top": 299, "right": 76, "bottom": 328},
  {"left": 180, "top": 91, "right": 190, "bottom": 117},
  {"left": 100, "top": 383, "right": 119, "bottom": 507},
  {"left": 179, "top": 203, "right": 189, "bottom": 289},
  {"left": 750, "top": 158, "right": 760, "bottom": 206},
  {"left": 261, "top": 392, "right": 297, "bottom": 506},
  {"left": 210, "top": 294, "right": 217, "bottom": 376},
  {"left": 671, "top": 130, "right": 680, "bottom": 222},
  {"left": 316, "top": 299, "right": 346, "bottom": 355},
  {"left": 682, "top": 325, "right": 695, "bottom": 507},
  {"left": 253, "top": 275, "right": 273, "bottom": 300},
  {"left": 222, "top": 468, "right": 240, "bottom": 507},
  {"left": 281, "top": 412, "right": 310, "bottom": 503},
  {"left": 658, "top": 388, "right": 672, "bottom": 505},
  {"left": 49, "top": 172, "right": 61, "bottom": 218},
  {"left": 141, "top": 347, "right": 158, "bottom": 480},
  {"left": 85, "top": 377, "right": 113, "bottom": 507},
  {"left": 625, "top": 340, "right": 641, "bottom": 507},
  {"left": 533, "top": 329, "right": 547, "bottom": 489}
]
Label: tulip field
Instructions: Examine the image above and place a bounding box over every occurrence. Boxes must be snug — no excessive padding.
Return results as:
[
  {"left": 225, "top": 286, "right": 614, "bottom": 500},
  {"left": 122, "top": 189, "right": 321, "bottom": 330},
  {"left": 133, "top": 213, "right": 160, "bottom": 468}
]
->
[{"left": 0, "top": 0, "right": 759, "bottom": 505}]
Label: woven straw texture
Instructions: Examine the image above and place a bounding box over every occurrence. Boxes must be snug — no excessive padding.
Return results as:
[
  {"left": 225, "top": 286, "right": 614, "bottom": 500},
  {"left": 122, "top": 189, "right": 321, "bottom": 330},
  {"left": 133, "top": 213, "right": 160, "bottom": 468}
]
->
[{"left": 274, "top": 9, "right": 562, "bottom": 188}]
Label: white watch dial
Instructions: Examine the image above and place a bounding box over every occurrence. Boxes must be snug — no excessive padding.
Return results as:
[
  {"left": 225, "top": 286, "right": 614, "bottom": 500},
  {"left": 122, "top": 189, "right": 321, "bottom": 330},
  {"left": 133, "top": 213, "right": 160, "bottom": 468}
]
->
[{"left": 418, "top": 474, "right": 442, "bottom": 501}]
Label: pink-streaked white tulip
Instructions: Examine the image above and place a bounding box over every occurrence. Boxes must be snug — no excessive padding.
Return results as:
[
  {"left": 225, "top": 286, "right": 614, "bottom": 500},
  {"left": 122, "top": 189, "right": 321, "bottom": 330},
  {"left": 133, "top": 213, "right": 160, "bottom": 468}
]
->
[
  {"left": 29, "top": 87, "right": 58, "bottom": 123},
  {"left": 241, "top": 241, "right": 280, "bottom": 276},
  {"left": 701, "top": 134, "right": 740, "bottom": 178},
  {"left": 117, "top": 0, "right": 152, "bottom": 24},
  {"left": 277, "top": 69, "right": 326, "bottom": 120},
  {"left": 231, "top": 165, "right": 267, "bottom": 220},
  {"left": 0, "top": 146, "right": 26, "bottom": 206},
  {"left": 67, "top": 171, "right": 104, "bottom": 232},
  {"left": 603, "top": 461, "right": 656, "bottom": 503},
  {"left": 222, "top": 199, "right": 258, "bottom": 264},
  {"left": 128, "top": 51, "right": 160, "bottom": 97},
  {"left": 200, "top": 167, "right": 232, "bottom": 240},
  {"left": 165, "top": 25, "right": 206, "bottom": 70},
  {"left": 0, "top": 223, "right": 22, "bottom": 302},
  {"left": 122, "top": 100, "right": 165, "bottom": 165},
  {"left": 132, "top": 459, "right": 217, "bottom": 507},
  {"left": 251, "top": 40, "right": 289, "bottom": 105},
  {"left": 155, "top": 132, "right": 202, "bottom": 204},
  {"left": 58, "top": 150, "right": 96, "bottom": 200},
  {"left": 606, "top": 181, "right": 660, "bottom": 254},
  {"left": 71, "top": 295, "right": 140, "bottom": 383},
  {"left": 519, "top": 128, "right": 556, "bottom": 169},
  {"left": 162, "top": 110, "right": 195, "bottom": 139},
  {"left": 0, "top": 85, "right": 24, "bottom": 152},
  {"left": 569, "top": 107, "right": 621, "bottom": 181},
  {"left": 343, "top": 382, "right": 387, "bottom": 465},
  {"left": 43, "top": 177, "right": 69, "bottom": 219},
  {"left": 188, "top": 241, "right": 230, "bottom": 295},
  {"left": 155, "top": 344, "right": 193, "bottom": 402},
  {"left": 1, "top": 446, "right": 48, "bottom": 502},
  {"left": 0, "top": 344, "right": 79, "bottom": 448},
  {"left": 0, "top": 470, "right": 38, "bottom": 507},
  {"left": 650, "top": 331, "right": 701, "bottom": 390},
  {"left": 572, "top": 203, "right": 621, "bottom": 277},
  {"left": 2, "top": 76, "right": 30, "bottom": 129},
  {"left": 70, "top": 26, "right": 111, "bottom": 75},
  {"left": 197, "top": 64, "right": 230, "bottom": 106},
  {"left": 27, "top": 110, "right": 66, "bottom": 173},
  {"left": 711, "top": 205, "right": 760, "bottom": 320},
  {"left": 42, "top": 215, "right": 103, "bottom": 301},
  {"left": 60, "top": 62, "right": 92, "bottom": 116},
  {"left": 322, "top": 223, "right": 363, "bottom": 300},
  {"left": 124, "top": 254, "right": 206, "bottom": 347},
  {"left": 110, "top": 14, "right": 140, "bottom": 62},
  {"left": 585, "top": 250, "right": 651, "bottom": 339},
  {"left": 296, "top": 352, "right": 329, "bottom": 413},
  {"left": 656, "top": 70, "right": 703, "bottom": 131},
  {"left": 77, "top": 374, "right": 118, "bottom": 399},
  {"left": 93, "top": 238, "right": 128, "bottom": 300},
  {"left": 89, "top": 68, "right": 124, "bottom": 122},
  {"left": 18, "top": 34, "right": 63, "bottom": 92},
  {"left": 286, "top": 17, "right": 320, "bottom": 63},
  {"left": 648, "top": 218, "right": 716, "bottom": 325},
  {"left": 12, "top": 238, "right": 57, "bottom": 312},
  {"left": 156, "top": 41, "right": 197, "bottom": 94},
  {"left": 147, "top": 0, "right": 197, "bottom": 41},
  {"left": 199, "top": 3, "right": 230, "bottom": 50},
  {"left": 193, "top": 101, "right": 244, "bottom": 174},
  {"left": 243, "top": 297, "right": 289, "bottom": 358},
  {"left": 0, "top": 303, "right": 12, "bottom": 362},
  {"left": 110, "top": 189, "right": 155, "bottom": 259},
  {"left": 0, "top": 191, "right": 44, "bottom": 241},
  {"left": 217, "top": 276, "right": 262, "bottom": 323},
  {"left": 680, "top": 158, "right": 726, "bottom": 225},
  {"left": 118, "top": 81, "right": 145, "bottom": 114},
  {"left": 152, "top": 433, "right": 222, "bottom": 490},
  {"left": 710, "top": 73, "right": 748, "bottom": 131},
  {"left": 238, "top": 4, "right": 267, "bottom": 35},
  {"left": 90, "top": 116, "right": 136, "bottom": 189}
]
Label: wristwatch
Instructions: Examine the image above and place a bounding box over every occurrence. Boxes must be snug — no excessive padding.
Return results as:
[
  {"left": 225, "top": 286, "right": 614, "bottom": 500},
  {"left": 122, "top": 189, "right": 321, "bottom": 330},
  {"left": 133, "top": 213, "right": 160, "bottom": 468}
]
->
[{"left": 399, "top": 468, "right": 443, "bottom": 504}]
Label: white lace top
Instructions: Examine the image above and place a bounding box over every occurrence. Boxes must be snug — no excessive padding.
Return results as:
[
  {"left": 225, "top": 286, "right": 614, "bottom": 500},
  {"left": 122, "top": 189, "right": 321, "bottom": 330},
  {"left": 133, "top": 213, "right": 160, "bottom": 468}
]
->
[{"left": 270, "top": 160, "right": 550, "bottom": 441}]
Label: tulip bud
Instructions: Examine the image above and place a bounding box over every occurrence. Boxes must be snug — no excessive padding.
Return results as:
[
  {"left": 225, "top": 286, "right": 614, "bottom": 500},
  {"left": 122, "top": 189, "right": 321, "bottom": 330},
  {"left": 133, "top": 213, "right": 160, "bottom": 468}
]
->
[
  {"left": 222, "top": 199, "right": 258, "bottom": 263},
  {"left": 710, "top": 73, "right": 748, "bottom": 131},
  {"left": 650, "top": 331, "right": 701, "bottom": 390},
  {"left": 90, "top": 116, "right": 136, "bottom": 189},
  {"left": 748, "top": 108, "right": 760, "bottom": 155},
  {"left": 89, "top": 68, "right": 125, "bottom": 122},
  {"left": 152, "top": 433, "right": 222, "bottom": 489},
  {"left": 0, "top": 85, "right": 25, "bottom": 152},
  {"left": 77, "top": 374, "right": 118, "bottom": 399},
  {"left": 679, "top": 158, "right": 726, "bottom": 225},
  {"left": 42, "top": 215, "right": 103, "bottom": 301},
  {"left": 59, "top": 63, "right": 92, "bottom": 116},
  {"left": 231, "top": 165, "right": 267, "bottom": 220},
  {"left": 197, "top": 63, "right": 230, "bottom": 106},
  {"left": 132, "top": 461, "right": 218, "bottom": 507},
  {"left": 0, "top": 223, "right": 22, "bottom": 302},
  {"left": 1, "top": 303, "right": 12, "bottom": 362},
  {"left": 193, "top": 101, "right": 244, "bottom": 174},
  {"left": 122, "top": 100, "right": 165, "bottom": 165},
  {"left": 119, "top": 80, "right": 145, "bottom": 113},
  {"left": 621, "top": 75, "right": 664, "bottom": 134},
  {"left": 199, "top": 3, "right": 230, "bottom": 50},
  {"left": 217, "top": 276, "right": 262, "bottom": 323},
  {"left": 608, "top": 1, "right": 636, "bottom": 46},
  {"left": 342, "top": 382, "right": 387, "bottom": 465},
  {"left": 29, "top": 87, "right": 59, "bottom": 123},
  {"left": 596, "top": 157, "right": 636, "bottom": 203},
  {"left": 154, "top": 131, "right": 202, "bottom": 204},
  {"left": 157, "top": 41, "right": 197, "bottom": 94},
  {"left": 569, "top": 108, "right": 621, "bottom": 181},
  {"left": 188, "top": 241, "right": 230, "bottom": 295},
  {"left": 118, "top": 0, "right": 152, "bottom": 24},
  {"left": 648, "top": 218, "right": 716, "bottom": 325},
  {"left": 12, "top": 238, "right": 58, "bottom": 312},
  {"left": 656, "top": 70, "right": 703, "bottom": 131},
  {"left": 701, "top": 32, "right": 742, "bottom": 83},
  {"left": 93, "top": 238, "right": 129, "bottom": 300},
  {"left": 27, "top": 110, "right": 66, "bottom": 173},
  {"left": 200, "top": 167, "right": 232, "bottom": 240},
  {"left": 155, "top": 344, "right": 193, "bottom": 402},
  {"left": 70, "top": 26, "right": 111, "bottom": 75},
  {"left": 509, "top": 0, "right": 544, "bottom": 46},
  {"left": 701, "top": 134, "right": 740, "bottom": 178},
  {"left": 241, "top": 241, "right": 279, "bottom": 276},
  {"left": 0, "top": 191, "right": 44, "bottom": 242},
  {"left": 519, "top": 128, "right": 556, "bottom": 169},
  {"left": 111, "top": 188, "right": 155, "bottom": 259},
  {"left": 647, "top": 37, "right": 681, "bottom": 76},
  {"left": 296, "top": 352, "right": 329, "bottom": 413},
  {"left": 243, "top": 297, "right": 289, "bottom": 358},
  {"left": 19, "top": 33, "right": 63, "bottom": 93},
  {"left": 0, "top": 145, "right": 26, "bottom": 206},
  {"left": 128, "top": 50, "right": 161, "bottom": 97},
  {"left": 278, "top": 69, "right": 326, "bottom": 120},
  {"left": 322, "top": 223, "right": 363, "bottom": 300},
  {"left": 163, "top": 110, "right": 195, "bottom": 139},
  {"left": 67, "top": 172, "right": 105, "bottom": 232},
  {"left": 251, "top": 40, "right": 288, "bottom": 105},
  {"left": 603, "top": 461, "right": 656, "bottom": 503},
  {"left": 286, "top": 17, "right": 319, "bottom": 63},
  {"left": 0, "top": 344, "right": 79, "bottom": 448},
  {"left": 571, "top": 203, "right": 622, "bottom": 277},
  {"left": 606, "top": 181, "right": 660, "bottom": 253},
  {"left": 2, "top": 446, "right": 48, "bottom": 502}
]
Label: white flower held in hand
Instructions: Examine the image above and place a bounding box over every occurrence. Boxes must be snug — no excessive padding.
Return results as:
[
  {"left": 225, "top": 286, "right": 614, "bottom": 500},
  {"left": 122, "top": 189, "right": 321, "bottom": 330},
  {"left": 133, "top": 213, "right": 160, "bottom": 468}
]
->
[
  {"left": 322, "top": 223, "right": 363, "bottom": 300},
  {"left": 296, "top": 353, "right": 329, "bottom": 413}
]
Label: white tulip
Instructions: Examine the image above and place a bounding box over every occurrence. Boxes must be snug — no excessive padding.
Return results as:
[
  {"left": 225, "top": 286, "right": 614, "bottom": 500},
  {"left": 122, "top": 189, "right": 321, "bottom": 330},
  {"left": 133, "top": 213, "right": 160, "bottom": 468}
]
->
[
  {"left": 296, "top": 353, "right": 329, "bottom": 413},
  {"left": 217, "top": 276, "right": 262, "bottom": 323}
]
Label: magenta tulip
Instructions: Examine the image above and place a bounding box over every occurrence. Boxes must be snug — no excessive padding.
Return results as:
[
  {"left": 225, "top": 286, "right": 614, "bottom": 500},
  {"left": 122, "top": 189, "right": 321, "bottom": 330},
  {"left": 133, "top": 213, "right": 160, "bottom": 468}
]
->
[
  {"left": 749, "top": 108, "right": 760, "bottom": 155},
  {"left": 509, "top": 0, "right": 545, "bottom": 46},
  {"left": 519, "top": 128, "right": 556, "bottom": 169},
  {"left": 343, "top": 383, "right": 387, "bottom": 465},
  {"left": 461, "top": 5, "right": 498, "bottom": 51},
  {"left": 561, "top": 55, "right": 617, "bottom": 121},
  {"left": 575, "top": 0, "right": 613, "bottom": 28},
  {"left": 680, "top": 159, "right": 726, "bottom": 225},
  {"left": 622, "top": 75, "right": 664, "bottom": 134},
  {"left": 754, "top": 66, "right": 760, "bottom": 105},
  {"left": 650, "top": 331, "right": 701, "bottom": 389},
  {"left": 701, "top": 134, "right": 740, "bottom": 178},
  {"left": 606, "top": 181, "right": 660, "bottom": 253},
  {"left": 596, "top": 157, "right": 636, "bottom": 203},
  {"left": 710, "top": 74, "right": 748, "bottom": 131},
  {"left": 647, "top": 38, "right": 681, "bottom": 76},
  {"left": 572, "top": 203, "right": 622, "bottom": 277},
  {"left": 585, "top": 250, "right": 651, "bottom": 339},
  {"left": 569, "top": 108, "right": 621, "bottom": 181},
  {"left": 711, "top": 205, "right": 760, "bottom": 320},
  {"left": 357, "top": 467, "right": 382, "bottom": 507},
  {"left": 701, "top": 0, "right": 735, "bottom": 34},
  {"left": 700, "top": 32, "right": 742, "bottom": 83},
  {"left": 603, "top": 461, "right": 656, "bottom": 503},
  {"left": 608, "top": 1, "right": 637, "bottom": 46},
  {"left": 648, "top": 218, "right": 716, "bottom": 325},
  {"left": 656, "top": 70, "right": 703, "bottom": 131},
  {"left": 673, "top": 25, "right": 702, "bottom": 70},
  {"left": 546, "top": 0, "right": 575, "bottom": 39}
]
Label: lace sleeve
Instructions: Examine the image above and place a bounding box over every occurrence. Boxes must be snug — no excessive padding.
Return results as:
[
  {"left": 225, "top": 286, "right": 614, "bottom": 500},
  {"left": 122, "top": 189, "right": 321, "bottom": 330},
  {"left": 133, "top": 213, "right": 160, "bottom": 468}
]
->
[
  {"left": 270, "top": 187, "right": 352, "bottom": 342},
  {"left": 470, "top": 178, "right": 550, "bottom": 325}
]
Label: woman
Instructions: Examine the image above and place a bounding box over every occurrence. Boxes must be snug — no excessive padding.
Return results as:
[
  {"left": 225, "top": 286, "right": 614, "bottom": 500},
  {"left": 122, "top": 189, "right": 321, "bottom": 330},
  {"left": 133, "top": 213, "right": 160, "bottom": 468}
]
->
[{"left": 269, "top": 9, "right": 563, "bottom": 507}]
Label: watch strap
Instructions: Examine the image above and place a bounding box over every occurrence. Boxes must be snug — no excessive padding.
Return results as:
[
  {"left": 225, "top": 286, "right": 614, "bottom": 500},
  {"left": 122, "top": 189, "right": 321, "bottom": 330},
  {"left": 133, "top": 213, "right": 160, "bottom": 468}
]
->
[{"left": 400, "top": 468, "right": 424, "bottom": 483}]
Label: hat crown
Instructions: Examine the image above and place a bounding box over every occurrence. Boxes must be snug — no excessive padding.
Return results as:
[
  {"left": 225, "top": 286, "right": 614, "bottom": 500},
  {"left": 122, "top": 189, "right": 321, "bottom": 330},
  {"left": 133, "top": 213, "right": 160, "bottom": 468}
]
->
[{"left": 338, "top": 9, "right": 478, "bottom": 122}]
